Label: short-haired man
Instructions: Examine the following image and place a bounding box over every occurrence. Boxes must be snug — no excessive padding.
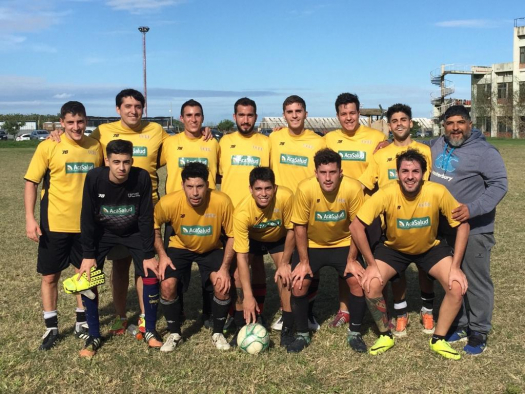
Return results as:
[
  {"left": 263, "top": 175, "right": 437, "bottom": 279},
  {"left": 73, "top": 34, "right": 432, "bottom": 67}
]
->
[
  {"left": 288, "top": 148, "right": 368, "bottom": 353},
  {"left": 430, "top": 105, "right": 507, "bottom": 354},
  {"left": 24, "top": 101, "right": 103, "bottom": 350},
  {"left": 350, "top": 150, "right": 469, "bottom": 359},
  {"left": 77, "top": 139, "right": 162, "bottom": 357},
  {"left": 359, "top": 103, "right": 435, "bottom": 337},
  {"left": 233, "top": 167, "right": 295, "bottom": 347},
  {"left": 324, "top": 93, "right": 386, "bottom": 328},
  {"left": 154, "top": 162, "right": 235, "bottom": 352}
]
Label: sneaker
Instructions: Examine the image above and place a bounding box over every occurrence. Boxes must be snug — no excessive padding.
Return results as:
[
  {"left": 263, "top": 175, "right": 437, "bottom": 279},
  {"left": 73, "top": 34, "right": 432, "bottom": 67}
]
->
[
  {"left": 212, "top": 333, "right": 230, "bottom": 350},
  {"left": 271, "top": 315, "right": 283, "bottom": 331},
  {"left": 144, "top": 330, "right": 163, "bottom": 349},
  {"left": 79, "top": 336, "right": 101, "bottom": 358},
  {"left": 39, "top": 328, "right": 59, "bottom": 351},
  {"left": 463, "top": 332, "right": 487, "bottom": 355},
  {"left": 280, "top": 327, "right": 295, "bottom": 348},
  {"left": 330, "top": 310, "right": 350, "bottom": 328},
  {"left": 109, "top": 316, "right": 128, "bottom": 335},
  {"left": 137, "top": 315, "right": 146, "bottom": 334},
  {"left": 74, "top": 323, "right": 89, "bottom": 340},
  {"left": 392, "top": 313, "right": 409, "bottom": 338},
  {"left": 222, "top": 316, "right": 235, "bottom": 334},
  {"left": 445, "top": 327, "right": 469, "bottom": 343},
  {"left": 160, "top": 333, "right": 183, "bottom": 353},
  {"left": 347, "top": 331, "right": 367, "bottom": 353},
  {"left": 202, "top": 314, "right": 213, "bottom": 330},
  {"left": 286, "top": 333, "right": 311, "bottom": 353},
  {"left": 420, "top": 310, "right": 435, "bottom": 334},
  {"left": 369, "top": 334, "right": 395, "bottom": 355},
  {"left": 430, "top": 338, "right": 461, "bottom": 360},
  {"left": 308, "top": 315, "right": 321, "bottom": 332}
]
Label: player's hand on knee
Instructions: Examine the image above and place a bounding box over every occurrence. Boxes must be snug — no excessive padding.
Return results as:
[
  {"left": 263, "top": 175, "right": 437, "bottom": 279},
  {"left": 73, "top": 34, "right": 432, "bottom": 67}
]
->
[
  {"left": 274, "top": 264, "right": 292, "bottom": 288},
  {"left": 143, "top": 258, "right": 160, "bottom": 279},
  {"left": 158, "top": 255, "right": 175, "bottom": 281},
  {"left": 448, "top": 267, "right": 468, "bottom": 295},
  {"left": 344, "top": 259, "right": 364, "bottom": 285},
  {"left": 243, "top": 296, "right": 259, "bottom": 324},
  {"left": 292, "top": 262, "right": 312, "bottom": 291},
  {"left": 214, "top": 268, "right": 231, "bottom": 295},
  {"left": 362, "top": 265, "right": 383, "bottom": 293}
]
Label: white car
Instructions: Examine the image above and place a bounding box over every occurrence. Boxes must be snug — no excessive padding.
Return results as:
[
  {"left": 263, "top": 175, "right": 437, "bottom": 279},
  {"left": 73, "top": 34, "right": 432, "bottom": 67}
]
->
[{"left": 16, "top": 133, "right": 30, "bottom": 141}]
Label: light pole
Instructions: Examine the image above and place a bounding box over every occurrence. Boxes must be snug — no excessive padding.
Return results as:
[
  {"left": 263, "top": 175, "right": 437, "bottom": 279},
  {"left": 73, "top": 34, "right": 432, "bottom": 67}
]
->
[{"left": 138, "top": 26, "right": 150, "bottom": 117}]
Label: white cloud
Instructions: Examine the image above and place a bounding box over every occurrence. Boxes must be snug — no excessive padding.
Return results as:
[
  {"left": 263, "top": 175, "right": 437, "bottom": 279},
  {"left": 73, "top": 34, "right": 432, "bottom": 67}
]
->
[
  {"left": 0, "top": 2, "right": 71, "bottom": 33},
  {"left": 435, "top": 19, "right": 504, "bottom": 28},
  {"left": 105, "top": 0, "right": 185, "bottom": 13},
  {"left": 53, "top": 93, "right": 73, "bottom": 99}
]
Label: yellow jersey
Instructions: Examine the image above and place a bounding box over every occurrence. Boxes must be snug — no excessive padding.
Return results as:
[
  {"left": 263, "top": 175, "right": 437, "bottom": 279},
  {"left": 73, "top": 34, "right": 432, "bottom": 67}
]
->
[
  {"left": 357, "top": 181, "right": 461, "bottom": 255},
  {"left": 291, "top": 176, "right": 364, "bottom": 248},
  {"left": 233, "top": 185, "right": 293, "bottom": 253}
]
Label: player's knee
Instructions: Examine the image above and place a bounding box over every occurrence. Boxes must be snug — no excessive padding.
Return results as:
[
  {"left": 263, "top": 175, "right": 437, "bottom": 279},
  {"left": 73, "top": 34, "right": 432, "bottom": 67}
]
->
[
  {"left": 41, "top": 273, "right": 60, "bottom": 285},
  {"left": 160, "top": 278, "right": 177, "bottom": 299},
  {"left": 447, "top": 281, "right": 463, "bottom": 304},
  {"left": 368, "top": 279, "right": 384, "bottom": 298},
  {"left": 213, "top": 289, "right": 230, "bottom": 301},
  {"left": 292, "top": 284, "right": 309, "bottom": 298}
]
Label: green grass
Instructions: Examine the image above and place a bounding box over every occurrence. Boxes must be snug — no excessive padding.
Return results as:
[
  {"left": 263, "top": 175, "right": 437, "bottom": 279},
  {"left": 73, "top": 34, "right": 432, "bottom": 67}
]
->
[{"left": 1, "top": 144, "right": 524, "bottom": 394}]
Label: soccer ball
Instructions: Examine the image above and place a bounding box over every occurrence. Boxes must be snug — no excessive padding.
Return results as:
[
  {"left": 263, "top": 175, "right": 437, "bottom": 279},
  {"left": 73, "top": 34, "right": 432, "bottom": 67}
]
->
[{"left": 237, "top": 323, "right": 270, "bottom": 354}]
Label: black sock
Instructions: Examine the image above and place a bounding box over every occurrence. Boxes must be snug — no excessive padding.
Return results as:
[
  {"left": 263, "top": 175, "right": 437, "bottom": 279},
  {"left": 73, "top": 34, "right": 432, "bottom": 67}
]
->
[
  {"left": 291, "top": 294, "right": 309, "bottom": 333},
  {"left": 349, "top": 293, "right": 366, "bottom": 333},
  {"left": 76, "top": 309, "right": 86, "bottom": 323},
  {"left": 212, "top": 296, "right": 231, "bottom": 334},
  {"left": 202, "top": 287, "right": 213, "bottom": 316},
  {"left": 234, "top": 310, "right": 245, "bottom": 330},
  {"left": 421, "top": 292, "right": 435, "bottom": 310},
  {"left": 160, "top": 297, "right": 181, "bottom": 334},
  {"left": 431, "top": 334, "right": 445, "bottom": 344},
  {"left": 307, "top": 278, "right": 319, "bottom": 318},
  {"left": 177, "top": 284, "right": 185, "bottom": 314},
  {"left": 282, "top": 311, "right": 294, "bottom": 331},
  {"left": 44, "top": 315, "right": 58, "bottom": 329}
]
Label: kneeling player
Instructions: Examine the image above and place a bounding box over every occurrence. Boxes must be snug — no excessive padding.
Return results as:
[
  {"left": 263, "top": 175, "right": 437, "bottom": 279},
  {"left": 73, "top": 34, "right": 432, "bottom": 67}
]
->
[
  {"left": 233, "top": 167, "right": 295, "bottom": 347},
  {"left": 350, "top": 149, "right": 469, "bottom": 359},
  {"left": 154, "top": 162, "right": 235, "bottom": 352},
  {"left": 78, "top": 140, "right": 162, "bottom": 357}
]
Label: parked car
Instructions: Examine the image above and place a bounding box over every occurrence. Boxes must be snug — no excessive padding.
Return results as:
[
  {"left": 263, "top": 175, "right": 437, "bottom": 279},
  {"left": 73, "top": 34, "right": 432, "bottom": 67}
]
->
[
  {"left": 416, "top": 130, "right": 433, "bottom": 138},
  {"left": 16, "top": 133, "right": 30, "bottom": 141},
  {"left": 259, "top": 128, "right": 272, "bottom": 136},
  {"left": 211, "top": 129, "right": 223, "bottom": 141},
  {"left": 29, "top": 130, "right": 50, "bottom": 140},
  {"left": 0, "top": 130, "right": 8, "bottom": 140}
]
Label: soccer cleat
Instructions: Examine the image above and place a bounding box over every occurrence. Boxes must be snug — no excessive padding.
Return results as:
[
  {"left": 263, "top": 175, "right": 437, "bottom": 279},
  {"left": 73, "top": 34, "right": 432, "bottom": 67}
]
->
[
  {"left": 347, "top": 331, "right": 367, "bottom": 353},
  {"left": 369, "top": 334, "right": 395, "bottom": 355},
  {"left": 445, "top": 327, "right": 469, "bottom": 343},
  {"left": 430, "top": 338, "right": 461, "bottom": 360},
  {"left": 330, "top": 310, "right": 350, "bottom": 328},
  {"left": 160, "top": 333, "right": 183, "bottom": 353},
  {"left": 286, "top": 333, "right": 311, "bottom": 353},
  {"left": 144, "top": 330, "right": 163, "bottom": 349},
  {"left": 109, "top": 316, "right": 128, "bottom": 335},
  {"left": 420, "top": 310, "right": 435, "bottom": 334},
  {"left": 202, "top": 314, "right": 213, "bottom": 330},
  {"left": 222, "top": 315, "right": 235, "bottom": 334},
  {"left": 280, "top": 327, "right": 295, "bottom": 348},
  {"left": 212, "top": 333, "right": 230, "bottom": 350},
  {"left": 392, "top": 313, "right": 409, "bottom": 338},
  {"left": 79, "top": 336, "right": 101, "bottom": 358},
  {"left": 63, "top": 268, "right": 105, "bottom": 296},
  {"left": 39, "top": 328, "right": 59, "bottom": 351},
  {"left": 271, "top": 315, "right": 283, "bottom": 331},
  {"left": 308, "top": 315, "right": 321, "bottom": 332},
  {"left": 138, "top": 315, "right": 146, "bottom": 334},
  {"left": 74, "top": 322, "right": 90, "bottom": 340},
  {"left": 463, "top": 332, "right": 487, "bottom": 355}
]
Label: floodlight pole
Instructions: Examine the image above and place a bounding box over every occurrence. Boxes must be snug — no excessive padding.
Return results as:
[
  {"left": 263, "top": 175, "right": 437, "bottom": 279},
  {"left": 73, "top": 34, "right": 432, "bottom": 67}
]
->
[{"left": 138, "top": 26, "right": 150, "bottom": 117}]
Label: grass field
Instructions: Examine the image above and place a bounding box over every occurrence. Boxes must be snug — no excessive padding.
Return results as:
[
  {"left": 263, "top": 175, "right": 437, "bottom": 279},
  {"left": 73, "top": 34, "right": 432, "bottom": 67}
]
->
[{"left": 1, "top": 141, "right": 524, "bottom": 394}]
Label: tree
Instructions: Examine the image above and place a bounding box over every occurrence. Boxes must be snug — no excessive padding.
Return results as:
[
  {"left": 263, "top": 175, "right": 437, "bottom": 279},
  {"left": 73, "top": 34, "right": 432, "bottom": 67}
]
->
[
  {"left": 217, "top": 119, "right": 234, "bottom": 132},
  {"left": 2, "top": 119, "right": 26, "bottom": 136},
  {"left": 411, "top": 120, "right": 421, "bottom": 135}
]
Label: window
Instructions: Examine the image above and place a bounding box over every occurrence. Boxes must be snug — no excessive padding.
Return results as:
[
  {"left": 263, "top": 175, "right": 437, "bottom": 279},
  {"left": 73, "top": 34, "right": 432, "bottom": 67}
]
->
[
  {"left": 497, "top": 83, "right": 509, "bottom": 99},
  {"left": 520, "top": 46, "right": 525, "bottom": 64},
  {"left": 497, "top": 117, "right": 512, "bottom": 133}
]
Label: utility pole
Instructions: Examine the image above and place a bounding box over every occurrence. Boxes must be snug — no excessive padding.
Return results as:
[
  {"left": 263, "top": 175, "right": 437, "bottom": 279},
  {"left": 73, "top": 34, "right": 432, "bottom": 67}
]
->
[{"left": 138, "top": 26, "right": 150, "bottom": 117}]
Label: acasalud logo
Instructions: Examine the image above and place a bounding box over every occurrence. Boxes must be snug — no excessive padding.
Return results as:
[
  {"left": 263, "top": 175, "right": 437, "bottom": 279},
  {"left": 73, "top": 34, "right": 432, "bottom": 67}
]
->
[
  {"left": 178, "top": 157, "right": 208, "bottom": 168},
  {"left": 231, "top": 155, "right": 260, "bottom": 166},
  {"left": 66, "top": 162, "right": 94, "bottom": 174},
  {"left": 280, "top": 154, "right": 308, "bottom": 167},
  {"left": 133, "top": 146, "right": 147, "bottom": 157},
  {"left": 181, "top": 225, "right": 212, "bottom": 236},
  {"left": 338, "top": 151, "right": 366, "bottom": 161},
  {"left": 315, "top": 210, "right": 346, "bottom": 222},
  {"left": 397, "top": 216, "right": 430, "bottom": 229},
  {"left": 101, "top": 205, "right": 135, "bottom": 216}
]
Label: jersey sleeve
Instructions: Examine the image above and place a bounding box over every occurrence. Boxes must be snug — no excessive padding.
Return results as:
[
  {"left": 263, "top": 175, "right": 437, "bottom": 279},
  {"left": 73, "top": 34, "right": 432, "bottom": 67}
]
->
[
  {"left": 356, "top": 189, "right": 386, "bottom": 225},
  {"left": 90, "top": 128, "right": 101, "bottom": 142},
  {"left": 439, "top": 187, "right": 461, "bottom": 228},
  {"left": 232, "top": 209, "right": 250, "bottom": 253},
  {"left": 138, "top": 171, "right": 155, "bottom": 259},
  {"left": 291, "top": 184, "right": 310, "bottom": 225},
  {"left": 153, "top": 196, "right": 170, "bottom": 230},
  {"left": 221, "top": 196, "right": 234, "bottom": 238},
  {"left": 358, "top": 155, "right": 379, "bottom": 190},
  {"left": 24, "top": 142, "right": 50, "bottom": 184},
  {"left": 348, "top": 184, "right": 365, "bottom": 222},
  {"left": 282, "top": 191, "right": 294, "bottom": 230}
]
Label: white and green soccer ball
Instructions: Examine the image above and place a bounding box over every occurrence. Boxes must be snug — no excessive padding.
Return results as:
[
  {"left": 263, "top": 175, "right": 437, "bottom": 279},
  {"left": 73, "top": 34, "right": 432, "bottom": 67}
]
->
[{"left": 237, "top": 323, "right": 270, "bottom": 354}]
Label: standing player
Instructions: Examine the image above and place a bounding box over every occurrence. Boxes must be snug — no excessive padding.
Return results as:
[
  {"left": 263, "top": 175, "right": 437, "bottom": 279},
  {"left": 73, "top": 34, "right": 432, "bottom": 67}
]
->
[
  {"left": 430, "top": 105, "right": 507, "bottom": 354},
  {"left": 154, "top": 162, "right": 235, "bottom": 352},
  {"left": 78, "top": 139, "right": 161, "bottom": 357},
  {"left": 233, "top": 167, "right": 295, "bottom": 347},
  {"left": 324, "top": 93, "right": 386, "bottom": 328},
  {"left": 24, "top": 101, "right": 103, "bottom": 350},
  {"left": 288, "top": 149, "right": 367, "bottom": 353},
  {"left": 359, "top": 103, "right": 435, "bottom": 337},
  {"left": 350, "top": 150, "right": 469, "bottom": 359}
]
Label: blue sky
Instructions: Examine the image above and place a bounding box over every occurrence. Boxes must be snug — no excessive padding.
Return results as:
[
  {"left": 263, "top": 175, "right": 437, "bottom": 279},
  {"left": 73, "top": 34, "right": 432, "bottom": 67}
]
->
[{"left": 0, "top": 0, "right": 520, "bottom": 123}]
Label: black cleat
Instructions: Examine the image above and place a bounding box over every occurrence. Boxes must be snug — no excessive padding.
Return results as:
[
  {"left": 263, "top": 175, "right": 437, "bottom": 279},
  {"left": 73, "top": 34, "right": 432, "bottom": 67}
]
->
[
  {"left": 347, "top": 331, "right": 367, "bottom": 353},
  {"left": 286, "top": 334, "right": 311, "bottom": 353},
  {"left": 280, "top": 327, "right": 295, "bottom": 348},
  {"left": 39, "top": 328, "right": 59, "bottom": 351}
]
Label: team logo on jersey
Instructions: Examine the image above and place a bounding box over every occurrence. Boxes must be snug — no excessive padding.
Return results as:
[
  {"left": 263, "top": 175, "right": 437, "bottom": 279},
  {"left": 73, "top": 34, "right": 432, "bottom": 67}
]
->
[
  {"left": 338, "top": 150, "right": 366, "bottom": 161},
  {"left": 65, "top": 162, "right": 94, "bottom": 174},
  {"left": 387, "top": 169, "right": 398, "bottom": 180},
  {"left": 315, "top": 210, "right": 346, "bottom": 222},
  {"left": 133, "top": 146, "right": 147, "bottom": 157},
  {"left": 397, "top": 216, "right": 430, "bottom": 229},
  {"left": 280, "top": 154, "right": 308, "bottom": 167},
  {"left": 231, "top": 155, "right": 261, "bottom": 166},
  {"left": 253, "top": 219, "right": 281, "bottom": 229},
  {"left": 62, "top": 150, "right": 68, "bottom": 154},
  {"left": 178, "top": 157, "right": 209, "bottom": 167},
  {"left": 180, "top": 225, "right": 212, "bottom": 236},
  {"left": 101, "top": 205, "right": 135, "bottom": 216}
]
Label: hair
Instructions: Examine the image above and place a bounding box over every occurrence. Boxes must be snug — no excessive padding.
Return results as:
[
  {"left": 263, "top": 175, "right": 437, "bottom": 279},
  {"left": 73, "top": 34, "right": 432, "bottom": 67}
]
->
[
  {"left": 314, "top": 148, "right": 342, "bottom": 169},
  {"left": 396, "top": 149, "right": 427, "bottom": 174},
  {"left": 181, "top": 161, "right": 209, "bottom": 182},
  {"left": 443, "top": 105, "right": 471, "bottom": 121},
  {"left": 234, "top": 97, "right": 257, "bottom": 114},
  {"left": 115, "top": 89, "right": 145, "bottom": 108},
  {"left": 249, "top": 167, "right": 275, "bottom": 186},
  {"left": 60, "top": 101, "right": 86, "bottom": 119},
  {"left": 386, "top": 103, "right": 412, "bottom": 122},
  {"left": 180, "top": 99, "right": 203, "bottom": 116},
  {"left": 107, "top": 139, "right": 133, "bottom": 157},
  {"left": 282, "top": 95, "right": 306, "bottom": 112},
  {"left": 335, "top": 93, "right": 360, "bottom": 113}
]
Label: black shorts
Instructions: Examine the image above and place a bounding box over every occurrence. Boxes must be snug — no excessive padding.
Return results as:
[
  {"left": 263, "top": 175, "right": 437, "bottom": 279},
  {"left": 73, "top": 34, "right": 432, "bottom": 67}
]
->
[
  {"left": 37, "top": 230, "right": 82, "bottom": 275},
  {"left": 373, "top": 241, "right": 453, "bottom": 275},
  {"left": 164, "top": 248, "right": 224, "bottom": 291},
  {"left": 248, "top": 237, "right": 286, "bottom": 256},
  {"left": 291, "top": 246, "right": 356, "bottom": 280}
]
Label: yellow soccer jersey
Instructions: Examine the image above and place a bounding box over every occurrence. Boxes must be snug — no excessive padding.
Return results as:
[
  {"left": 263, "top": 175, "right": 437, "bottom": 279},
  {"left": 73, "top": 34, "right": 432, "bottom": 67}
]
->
[
  {"left": 219, "top": 132, "right": 271, "bottom": 207},
  {"left": 233, "top": 185, "right": 294, "bottom": 253},
  {"left": 324, "top": 126, "right": 386, "bottom": 180},
  {"left": 91, "top": 120, "right": 169, "bottom": 203},
  {"left": 154, "top": 189, "right": 233, "bottom": 253},
  {"left": 291, "top": 176, "right": 364, "bottom": 248},
  {"left": 359, "top": 141, "right": 432, "bottom": 190},
  {"left": 161, "top": 133, "right": 220, "bottom": 194},
  {"left": 24, "top": 136, "right": 103, "bottom": 233},
  {"left": 357, "top": 181, "right": 461, "bottom": 255},
  {"left": 269, "top": 128, "right": 326, "bottom": 192}
]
